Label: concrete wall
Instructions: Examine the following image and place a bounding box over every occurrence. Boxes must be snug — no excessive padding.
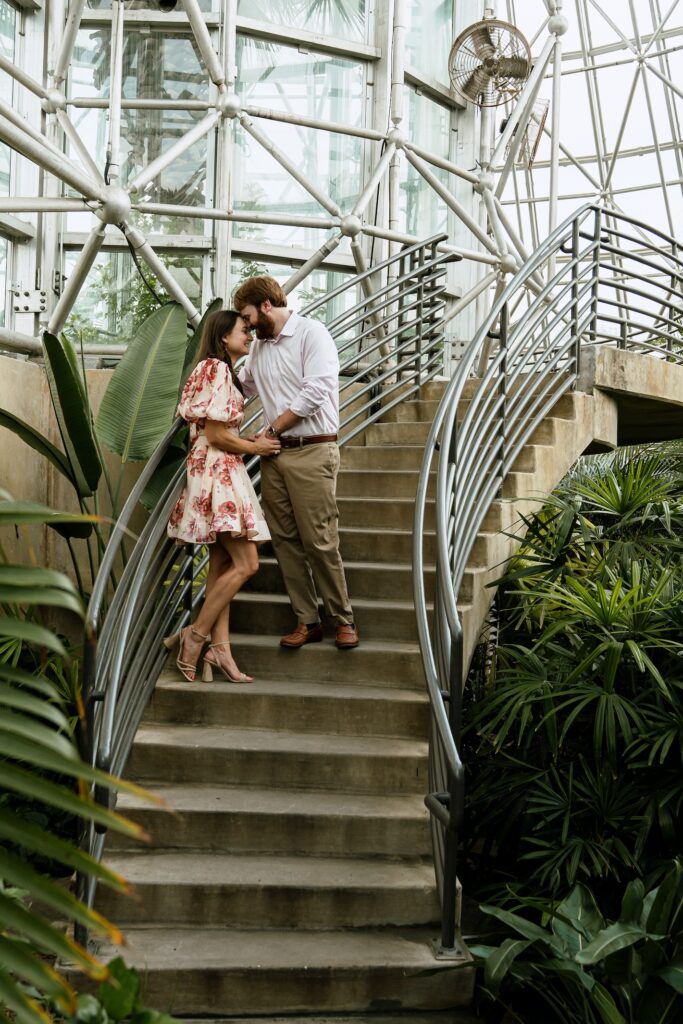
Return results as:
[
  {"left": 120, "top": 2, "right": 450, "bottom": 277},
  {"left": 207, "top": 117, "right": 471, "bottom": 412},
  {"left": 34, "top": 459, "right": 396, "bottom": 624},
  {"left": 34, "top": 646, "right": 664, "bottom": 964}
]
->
[{"left": 0, "top": 353, "right": 144, "bottom": 583}]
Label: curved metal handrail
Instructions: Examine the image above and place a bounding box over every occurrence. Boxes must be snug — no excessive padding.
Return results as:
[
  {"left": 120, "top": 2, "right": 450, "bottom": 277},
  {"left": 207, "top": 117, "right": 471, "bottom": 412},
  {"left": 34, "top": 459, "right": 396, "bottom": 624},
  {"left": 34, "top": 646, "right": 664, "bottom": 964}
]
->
[
  {"left": 413, "top": 203, "right": 683, "bottom": 954},
  {"left": 78, "top": 233, "right": 456, "bottom": 920}
]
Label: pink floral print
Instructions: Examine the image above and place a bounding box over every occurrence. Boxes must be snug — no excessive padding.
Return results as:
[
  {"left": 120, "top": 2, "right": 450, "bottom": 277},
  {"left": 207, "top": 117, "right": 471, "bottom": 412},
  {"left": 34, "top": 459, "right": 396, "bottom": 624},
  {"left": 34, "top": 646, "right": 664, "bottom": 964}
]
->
[{"left": 167, "top": 358, "right": 270, "bottom": 545}]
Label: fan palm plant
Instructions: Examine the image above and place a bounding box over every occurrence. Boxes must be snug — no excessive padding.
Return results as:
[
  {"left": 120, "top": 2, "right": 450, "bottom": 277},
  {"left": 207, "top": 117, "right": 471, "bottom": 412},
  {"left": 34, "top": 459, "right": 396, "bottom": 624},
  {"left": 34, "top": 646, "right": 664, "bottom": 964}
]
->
[
  {"left": 0, "top": 494, "right": 158, "bottom": 1023},
  {"left": 464, "top": 448, "right": 683, "bottom": 907}
]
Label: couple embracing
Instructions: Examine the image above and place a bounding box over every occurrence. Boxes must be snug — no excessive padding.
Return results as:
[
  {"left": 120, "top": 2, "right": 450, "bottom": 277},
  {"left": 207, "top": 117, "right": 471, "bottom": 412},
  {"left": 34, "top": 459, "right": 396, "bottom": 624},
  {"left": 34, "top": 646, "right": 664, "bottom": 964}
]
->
[{"left": 165, "top": 275, "right": 359, "bottom": 684}]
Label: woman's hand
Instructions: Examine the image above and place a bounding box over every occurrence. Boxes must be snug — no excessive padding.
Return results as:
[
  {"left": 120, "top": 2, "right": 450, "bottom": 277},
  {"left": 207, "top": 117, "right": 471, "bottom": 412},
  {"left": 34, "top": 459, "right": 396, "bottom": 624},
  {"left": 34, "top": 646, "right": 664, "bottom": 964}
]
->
[{"left": 252, "top": 434, "right": 281, "bottom": 457}]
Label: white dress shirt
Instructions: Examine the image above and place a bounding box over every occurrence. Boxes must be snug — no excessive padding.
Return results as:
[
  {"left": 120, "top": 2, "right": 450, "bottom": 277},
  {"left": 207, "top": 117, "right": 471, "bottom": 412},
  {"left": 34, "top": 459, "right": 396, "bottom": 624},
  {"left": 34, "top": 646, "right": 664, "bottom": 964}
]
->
[{"left": 239, "top": 311, "right": 340, "bottom": 437}]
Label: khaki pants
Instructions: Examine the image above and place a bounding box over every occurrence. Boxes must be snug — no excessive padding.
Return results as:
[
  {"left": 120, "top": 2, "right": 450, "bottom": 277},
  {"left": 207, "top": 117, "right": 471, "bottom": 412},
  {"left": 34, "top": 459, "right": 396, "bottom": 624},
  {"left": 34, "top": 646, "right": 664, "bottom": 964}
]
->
[{"left": 260, "top": 442, "right": 354, "bottom": 627}]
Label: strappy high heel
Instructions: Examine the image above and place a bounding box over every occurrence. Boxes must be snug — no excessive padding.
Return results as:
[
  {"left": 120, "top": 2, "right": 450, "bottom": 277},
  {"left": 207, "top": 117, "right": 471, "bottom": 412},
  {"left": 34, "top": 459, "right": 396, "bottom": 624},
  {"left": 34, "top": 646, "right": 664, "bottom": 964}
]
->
[
  {"left": 202, "top": 641, "right": 253, "bottom": 684},
  {"left": 163, "top": 625, "right": 210, "bottom": 682}
]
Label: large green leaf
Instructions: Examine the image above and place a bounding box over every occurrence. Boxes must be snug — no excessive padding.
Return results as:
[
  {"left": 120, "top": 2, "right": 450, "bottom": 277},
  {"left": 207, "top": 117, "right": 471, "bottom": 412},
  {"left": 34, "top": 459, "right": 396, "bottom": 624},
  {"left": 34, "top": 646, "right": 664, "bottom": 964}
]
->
[
  {"left": 0, "top": 892, "right": 105, "bottom": 975},
  {"left": 0, "top": 617, "right": 65, "bottom": 655},
  {"left": 0, "top": 497, "right": 98, "bottom": 530},
  {"left": 182, "top": 297, "right": 223, "bottom": 380},
  {"left": 139, "top": 440, "right": 186, "bottom": 512},
  {"left": 0, "top": 936, "right": 72, "bottom": 1012},
  {"left": 1, "top": 759, "right": 151, "bottom": 839},
  {"left": 0, "top": 685, "right": 69, "bottom": 729},
  {"left": 658, "top": 962, "right": 683, "bottom": 995},
  {"left": 0, "top": 969, "right": 52, "bottom": 1024},
  {"left": 42, "top": 332, "right": 102, "bottom": 498},
  {"left": 484, "top": 938, "right": 532, "bottom": 993},
  {"left": 0, "top": 810, "right": 128, "bottom": 892},
  {"left": 0, "top": 409, "right": 73, "bottom": 482},
  {"left": 97, "top": 302, "right": 188, "bottom": 462},
  {"left": 480, "top": 903, "right": 561, "bottom": 947},
  {"left": 576, "top": 922, "right": 649, "bottom": 965},
  {"left": 0, "top": 849, "right": 123, "bottom": 941}
]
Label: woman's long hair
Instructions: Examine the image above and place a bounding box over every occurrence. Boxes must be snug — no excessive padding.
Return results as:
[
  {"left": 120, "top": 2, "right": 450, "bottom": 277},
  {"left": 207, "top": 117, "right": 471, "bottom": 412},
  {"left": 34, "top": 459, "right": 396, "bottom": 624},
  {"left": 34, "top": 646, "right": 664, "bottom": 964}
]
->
[{"left": 196, "top": 309, "right": 244, "bottom": 394}]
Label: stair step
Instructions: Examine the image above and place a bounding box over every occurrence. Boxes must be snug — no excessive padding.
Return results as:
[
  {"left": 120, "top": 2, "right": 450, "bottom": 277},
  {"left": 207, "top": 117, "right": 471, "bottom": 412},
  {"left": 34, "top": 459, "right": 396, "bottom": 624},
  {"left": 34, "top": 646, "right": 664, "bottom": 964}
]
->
[
  {"left": 246, "top": 557, "right": 435, "bottom": 603},
  {"left": 209, "top": 634, "right": 425, "bottom": 686},
  {"left": 341, "top": 445, "right": 431, "bottom": 471},
  {"left": 77, "top": 927, "right": 474, "bottom": 1014},
  {"left": 113, "top": 785, "right": 431, "bottom": 857},
  {"left": 146, "top": 677, "right": 429, "bottom": 738},
  {"left": 381, "top": 400, "right": 441, "bottom": 423},
  {"left": 337, "top": 496, "right": 435, "bottom": 531},
  {"left": 230, "top": 591, "right": 424, "bottom": 642},
  {"left": 98, "top": 852, "right": 439, "bottom": 928},
  {"left": 128, "top": 724, "right": 428, "bottom": 793},
  {"left": 338, "top": 525, "right": 437, "bottom": 563},
  {"left": 337, "top": 468, "right": 435, "bottom": 499}
]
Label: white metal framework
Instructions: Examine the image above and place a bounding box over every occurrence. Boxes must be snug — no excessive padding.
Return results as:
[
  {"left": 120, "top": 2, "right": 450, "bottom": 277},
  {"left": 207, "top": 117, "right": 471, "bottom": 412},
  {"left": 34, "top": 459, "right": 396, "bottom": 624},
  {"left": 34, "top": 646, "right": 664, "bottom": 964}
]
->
[{"left": 0, "top": 0, "right": 679, "bottom": 361}]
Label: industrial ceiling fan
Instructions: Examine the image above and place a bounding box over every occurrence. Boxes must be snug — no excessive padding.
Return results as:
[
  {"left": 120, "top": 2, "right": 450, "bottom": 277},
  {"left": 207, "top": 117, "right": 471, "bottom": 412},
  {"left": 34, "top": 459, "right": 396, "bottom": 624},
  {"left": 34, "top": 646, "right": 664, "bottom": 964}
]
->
[{"left": 448, "top": 17, "right": 532, "bottom": 108}]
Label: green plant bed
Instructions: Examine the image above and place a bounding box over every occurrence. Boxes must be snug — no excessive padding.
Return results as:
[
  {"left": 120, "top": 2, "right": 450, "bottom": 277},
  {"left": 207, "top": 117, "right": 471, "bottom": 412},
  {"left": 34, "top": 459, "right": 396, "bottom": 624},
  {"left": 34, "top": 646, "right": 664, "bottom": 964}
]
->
[{"left": 461, "top": 443, "right": 683, "bottom": 1021}]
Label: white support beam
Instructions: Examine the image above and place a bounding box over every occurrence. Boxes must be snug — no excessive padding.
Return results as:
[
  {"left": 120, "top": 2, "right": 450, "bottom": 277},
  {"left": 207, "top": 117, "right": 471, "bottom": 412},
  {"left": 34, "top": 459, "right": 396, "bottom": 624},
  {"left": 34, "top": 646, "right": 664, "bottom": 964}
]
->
[
  {"left": 239, "top": 114, "right": 342, "bottom": 218},
  {"left": 283, "top": 233, "right": 343, "bottom": 293},
  {"left": 0, "top": 114, "right": 106, "bottom": 202},
  {"left": 404, "top": 148, "right": 500, "bottom": 257},
  {"left": 127, "top": 112, "right": 221, "bottom": 195},
  {"left": 48, "top": 222, "right": 106, "bottom": 334}
]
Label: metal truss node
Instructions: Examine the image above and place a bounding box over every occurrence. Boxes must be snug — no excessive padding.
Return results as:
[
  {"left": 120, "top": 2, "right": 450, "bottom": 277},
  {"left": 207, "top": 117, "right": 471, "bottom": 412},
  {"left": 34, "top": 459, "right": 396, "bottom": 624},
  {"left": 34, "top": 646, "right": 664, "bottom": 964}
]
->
[{"left": 0, "top": 0, "right": 678, "bottom": 358}]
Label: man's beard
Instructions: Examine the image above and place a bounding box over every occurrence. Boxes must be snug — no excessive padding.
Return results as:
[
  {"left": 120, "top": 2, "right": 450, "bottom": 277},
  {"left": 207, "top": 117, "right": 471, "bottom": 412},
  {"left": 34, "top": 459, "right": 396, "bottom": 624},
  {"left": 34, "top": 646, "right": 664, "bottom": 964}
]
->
[{"left": 255, "top": 310, "right": 277, "bottom": 339}]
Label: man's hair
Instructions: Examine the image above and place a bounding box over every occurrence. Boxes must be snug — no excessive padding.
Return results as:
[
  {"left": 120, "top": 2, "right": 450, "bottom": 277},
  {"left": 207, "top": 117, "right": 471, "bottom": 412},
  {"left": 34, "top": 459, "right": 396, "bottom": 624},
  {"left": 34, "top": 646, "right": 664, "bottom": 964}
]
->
[{"left": 233, "top": 275, "right": 288, "bottom": 311}]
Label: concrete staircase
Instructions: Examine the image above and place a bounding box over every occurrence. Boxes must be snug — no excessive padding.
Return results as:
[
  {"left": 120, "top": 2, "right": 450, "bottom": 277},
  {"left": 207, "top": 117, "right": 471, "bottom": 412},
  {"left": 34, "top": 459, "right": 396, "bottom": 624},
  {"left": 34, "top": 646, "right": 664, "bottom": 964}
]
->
[
  {"left": 92, "top": 367, "right": 636, "bottom": 1017},
  {"left": 98, "top": 380, "right": 475, "bottom": 1017}
]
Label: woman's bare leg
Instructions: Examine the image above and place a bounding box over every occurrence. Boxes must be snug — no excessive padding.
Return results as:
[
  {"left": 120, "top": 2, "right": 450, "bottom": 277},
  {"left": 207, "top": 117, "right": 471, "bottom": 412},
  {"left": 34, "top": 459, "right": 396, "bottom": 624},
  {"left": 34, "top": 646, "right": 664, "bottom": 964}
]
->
[{"left": 181, "top": 535, "right": 258, "bottom": 673}]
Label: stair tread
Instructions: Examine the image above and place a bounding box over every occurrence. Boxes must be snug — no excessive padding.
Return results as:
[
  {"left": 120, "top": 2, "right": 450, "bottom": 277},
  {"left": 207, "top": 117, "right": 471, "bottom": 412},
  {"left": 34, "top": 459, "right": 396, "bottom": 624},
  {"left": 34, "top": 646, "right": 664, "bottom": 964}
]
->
[
  {"left": 117, "top": 783, "right": 430, "bottom": 819},
  {"left": 227, "top": 632, "right": 422, "bottom": 654},
  {"left": 134, "top": 724, "right": 428, "bottom": 756},
  {"left": 103, "top": 852, "right": 435, "bottom": 888},
  {"left": 154, "top": 676, "right": 429, "bottom": 704},
  {"left": 256, "top": 556, "right": 435, "bottom": 573},
  {"left": 234, "top": 591, "right": 427, "bottom": 613},
  {"left": 94, "top": 926, "right": 470, "bottom": 969}
]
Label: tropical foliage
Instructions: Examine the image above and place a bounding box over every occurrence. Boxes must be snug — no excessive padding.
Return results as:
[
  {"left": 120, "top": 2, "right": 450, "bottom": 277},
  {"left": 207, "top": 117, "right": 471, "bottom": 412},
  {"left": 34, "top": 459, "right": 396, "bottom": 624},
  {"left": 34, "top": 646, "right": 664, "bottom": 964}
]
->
[
  {"left": 472, "top": 862, "right": 683, "bottom": 1024},
  {"left": 0, "top": 299, "right": 221, "bottom": 600},
  {"left": 0, "top": 496, "right": 155, "bottom": 1023},
  {"left": 462, "top": 444, "right": 683, "bottom": 1021}
]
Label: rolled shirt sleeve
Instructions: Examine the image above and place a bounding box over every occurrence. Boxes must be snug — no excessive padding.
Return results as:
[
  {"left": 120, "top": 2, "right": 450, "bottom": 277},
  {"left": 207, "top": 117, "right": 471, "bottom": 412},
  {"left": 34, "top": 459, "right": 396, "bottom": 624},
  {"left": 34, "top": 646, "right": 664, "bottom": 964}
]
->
[
  {"left": 288, "top": 324, "right": 340, "bottom": 419},
  {"left": 238, "top": 358, "right": 257, "bottom": 399}
]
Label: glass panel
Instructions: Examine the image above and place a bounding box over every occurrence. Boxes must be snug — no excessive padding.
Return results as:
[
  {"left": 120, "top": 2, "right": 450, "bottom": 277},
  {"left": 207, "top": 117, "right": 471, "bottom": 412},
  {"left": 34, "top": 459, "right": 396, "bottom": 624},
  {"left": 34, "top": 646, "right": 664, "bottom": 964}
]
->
[
  {"left": 68, "top": 29, "right": 210, "bottom": 230},
  {"left": 237, "top": 0, "right": 366, "bottom": 42},
  {"left": 0, "top": 236, "right": 7, "bottom": 329},
  {"left": 84, "top": 0, "right": 216, "bottom": 13},
  {"left": 64, "top": 249, "right": 203, "bottom": 345},
  {"left": 233, "top": 38, "right": 364, "bottom": 245},
  {"left": 230, "top": 255, "right": 356, "bottom": 331},
  {"left": 400, "top": 88, "right": 451, "bottom": 237},
  {"left": 406, "top": 0, "right": 453, "bottom": 82},
  {"left": 0, "top": 0, "right": 16, "bottom": 198}
]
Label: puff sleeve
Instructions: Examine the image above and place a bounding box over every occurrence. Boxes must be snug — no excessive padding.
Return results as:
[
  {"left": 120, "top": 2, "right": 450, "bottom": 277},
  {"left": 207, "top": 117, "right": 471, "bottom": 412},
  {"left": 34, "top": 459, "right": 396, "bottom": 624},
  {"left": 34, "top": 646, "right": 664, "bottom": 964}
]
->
[{"left": 177, "top": 358, "right": 236, "bottom": 423}]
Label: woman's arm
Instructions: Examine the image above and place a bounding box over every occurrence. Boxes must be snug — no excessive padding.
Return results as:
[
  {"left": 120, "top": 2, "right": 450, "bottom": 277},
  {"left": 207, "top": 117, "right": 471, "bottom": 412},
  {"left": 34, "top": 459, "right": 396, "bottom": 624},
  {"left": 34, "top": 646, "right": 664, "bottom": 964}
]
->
[{"left": 205, "top": 419, "right": 280, "bottom": 456}]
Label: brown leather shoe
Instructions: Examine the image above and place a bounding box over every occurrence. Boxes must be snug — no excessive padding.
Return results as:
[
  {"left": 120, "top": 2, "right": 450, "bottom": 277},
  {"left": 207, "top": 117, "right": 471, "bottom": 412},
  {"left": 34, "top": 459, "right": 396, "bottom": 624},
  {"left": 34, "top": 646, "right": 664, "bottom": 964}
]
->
[
  {"left": 335, "top": 623, "right": 359, "bottom": 649},
  {"left": 280, "top": 623, "right": 324, "bottom": 649}
]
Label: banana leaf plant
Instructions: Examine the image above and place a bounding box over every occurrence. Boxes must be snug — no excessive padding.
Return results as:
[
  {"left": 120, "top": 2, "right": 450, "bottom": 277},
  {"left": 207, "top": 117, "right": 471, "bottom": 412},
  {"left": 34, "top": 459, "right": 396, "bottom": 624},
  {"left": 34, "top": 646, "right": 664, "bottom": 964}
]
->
[
  {"left": 0, "top": 299, "right": 221, "bottom": 600},
  {"left": 0, "top": 500, "right": 159, "bottom": 1024},
  {"left": 471, "top": 863, "right": 683, "bottom": 1023}
]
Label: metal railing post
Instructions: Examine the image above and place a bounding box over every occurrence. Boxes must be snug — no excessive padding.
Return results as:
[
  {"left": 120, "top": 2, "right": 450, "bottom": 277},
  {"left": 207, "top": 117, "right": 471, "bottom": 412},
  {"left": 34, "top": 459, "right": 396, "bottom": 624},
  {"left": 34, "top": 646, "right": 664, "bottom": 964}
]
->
[
  {"left": 589, "top": 206, "right": 602, "bottom": 343},
  {"left": 571, "top": 215, "right": 581, "bottom": 376},
  {"left": 498, "top": 303, "right": 509, "bottom": 483}
]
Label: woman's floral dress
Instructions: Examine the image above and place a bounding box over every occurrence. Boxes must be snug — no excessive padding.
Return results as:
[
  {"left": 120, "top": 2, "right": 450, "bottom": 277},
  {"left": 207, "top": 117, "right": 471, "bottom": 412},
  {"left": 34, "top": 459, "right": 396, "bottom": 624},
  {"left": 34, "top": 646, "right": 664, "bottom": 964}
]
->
[{"left": 167, "top": 358, "right": 270, "bottom": 545}]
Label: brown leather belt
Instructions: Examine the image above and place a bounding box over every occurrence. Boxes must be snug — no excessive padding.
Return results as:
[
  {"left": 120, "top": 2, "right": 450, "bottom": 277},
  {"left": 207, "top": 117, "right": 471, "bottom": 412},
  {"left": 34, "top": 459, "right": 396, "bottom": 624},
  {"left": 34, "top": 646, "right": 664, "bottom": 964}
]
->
[{"left": 279, "top": 433, "right": 338, "bottom": 449}]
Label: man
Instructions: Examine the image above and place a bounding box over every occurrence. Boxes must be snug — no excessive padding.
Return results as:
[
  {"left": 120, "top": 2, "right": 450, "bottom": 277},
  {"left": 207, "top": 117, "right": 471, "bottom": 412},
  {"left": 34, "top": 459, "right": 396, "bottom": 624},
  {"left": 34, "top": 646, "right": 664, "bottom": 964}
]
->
[{"left": 234, "top": 275, "right": 359, "bottom": 650}]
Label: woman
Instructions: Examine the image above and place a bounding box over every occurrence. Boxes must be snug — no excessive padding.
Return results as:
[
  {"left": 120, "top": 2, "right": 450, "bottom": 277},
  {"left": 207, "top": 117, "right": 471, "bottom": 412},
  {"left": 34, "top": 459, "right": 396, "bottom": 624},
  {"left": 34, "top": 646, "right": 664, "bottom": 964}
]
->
[{"left": 165, "top": 310, "right": 280, "bottom": 683}]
